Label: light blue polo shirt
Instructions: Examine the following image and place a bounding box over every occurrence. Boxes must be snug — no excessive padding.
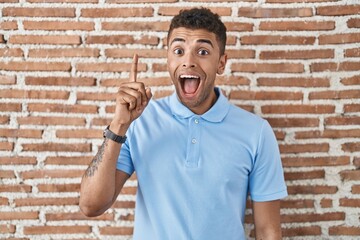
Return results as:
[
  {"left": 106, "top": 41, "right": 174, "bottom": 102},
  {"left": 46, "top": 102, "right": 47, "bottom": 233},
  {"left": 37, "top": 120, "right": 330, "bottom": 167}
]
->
[{"left": 117, "top": 88, "right": 287, "bottom": 240}]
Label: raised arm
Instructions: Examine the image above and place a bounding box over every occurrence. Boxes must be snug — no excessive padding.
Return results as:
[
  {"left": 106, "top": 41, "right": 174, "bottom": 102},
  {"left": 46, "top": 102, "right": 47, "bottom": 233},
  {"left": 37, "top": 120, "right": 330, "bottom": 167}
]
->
[{"left": 79, "top": 54, "right": 152, "bottom": 217}]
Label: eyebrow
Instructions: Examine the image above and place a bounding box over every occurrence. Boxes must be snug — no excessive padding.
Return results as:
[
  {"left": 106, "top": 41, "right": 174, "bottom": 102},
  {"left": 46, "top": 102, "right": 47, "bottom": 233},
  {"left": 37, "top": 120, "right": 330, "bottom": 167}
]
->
[{"left": 170, "top": 38, "right": 214, "bottom": 48}]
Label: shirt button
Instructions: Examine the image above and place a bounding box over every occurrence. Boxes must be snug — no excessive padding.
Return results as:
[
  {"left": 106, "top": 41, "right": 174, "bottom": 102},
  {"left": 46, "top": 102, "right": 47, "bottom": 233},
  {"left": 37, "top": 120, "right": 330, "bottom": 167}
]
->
[
  {"left": 194, "top": 119, "right": 199, "bottom": 124},
  {"left": 191, "top": 138, "right": 197, "bottom": 144}
]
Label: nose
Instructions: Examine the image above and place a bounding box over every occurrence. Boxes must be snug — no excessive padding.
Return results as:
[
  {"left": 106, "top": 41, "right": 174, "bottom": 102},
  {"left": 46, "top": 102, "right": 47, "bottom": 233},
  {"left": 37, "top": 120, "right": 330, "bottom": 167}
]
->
[{"left": 182, "top": 52, "right": 196, "bottom": 68}]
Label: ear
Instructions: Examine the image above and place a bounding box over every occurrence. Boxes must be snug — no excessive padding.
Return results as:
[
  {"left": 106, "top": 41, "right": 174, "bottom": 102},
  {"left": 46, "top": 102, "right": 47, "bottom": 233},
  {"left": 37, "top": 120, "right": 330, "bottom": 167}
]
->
[{"left": 217, "top": 54, "right": 227, "bottom": 75}]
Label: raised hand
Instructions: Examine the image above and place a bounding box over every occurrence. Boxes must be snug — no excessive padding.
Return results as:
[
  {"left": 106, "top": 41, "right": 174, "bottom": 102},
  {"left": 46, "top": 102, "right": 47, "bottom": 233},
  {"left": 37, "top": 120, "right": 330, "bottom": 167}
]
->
[{"left": 110, "top": 54, "right": 152, "bottom": 134}]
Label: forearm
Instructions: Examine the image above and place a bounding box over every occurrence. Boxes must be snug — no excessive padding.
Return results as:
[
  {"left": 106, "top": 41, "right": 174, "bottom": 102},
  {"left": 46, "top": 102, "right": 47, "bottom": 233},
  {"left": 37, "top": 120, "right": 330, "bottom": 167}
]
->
[
  {"left": 255, "top": 226, "right": 282, "bottom": 240},
  {"left": 80, "top": 124, "right": 127, "bottom": 216}
]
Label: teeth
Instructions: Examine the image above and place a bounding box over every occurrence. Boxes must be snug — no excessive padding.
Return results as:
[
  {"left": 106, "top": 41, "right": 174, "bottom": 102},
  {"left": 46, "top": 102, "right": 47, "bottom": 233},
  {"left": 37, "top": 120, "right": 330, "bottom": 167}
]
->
[{"left": 180, "top": 75, "right": 200, "bottom": 79}]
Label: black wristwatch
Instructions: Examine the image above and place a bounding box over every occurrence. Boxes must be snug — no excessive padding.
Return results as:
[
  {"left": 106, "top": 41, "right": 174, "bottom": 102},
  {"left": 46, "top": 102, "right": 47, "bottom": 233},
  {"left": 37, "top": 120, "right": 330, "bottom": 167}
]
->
[{"left": 103, "top": 125, "right": 127, "bottom": 143}]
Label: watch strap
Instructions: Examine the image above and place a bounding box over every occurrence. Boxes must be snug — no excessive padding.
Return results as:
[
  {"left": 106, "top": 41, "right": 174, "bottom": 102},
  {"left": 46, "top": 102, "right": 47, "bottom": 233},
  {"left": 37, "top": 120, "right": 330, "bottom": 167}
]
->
[{"left": 103, "top": 125, "right": 127, "bottom": 143}]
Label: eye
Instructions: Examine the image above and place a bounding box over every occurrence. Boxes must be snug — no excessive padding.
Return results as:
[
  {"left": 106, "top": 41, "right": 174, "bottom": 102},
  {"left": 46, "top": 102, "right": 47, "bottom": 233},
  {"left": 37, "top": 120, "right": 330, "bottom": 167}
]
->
[
  {"left": 174, "top": 48, "right": 184, "bottom": 55},
  {"left": 198, "top": 49, "right": 209, "bottom": 55}
]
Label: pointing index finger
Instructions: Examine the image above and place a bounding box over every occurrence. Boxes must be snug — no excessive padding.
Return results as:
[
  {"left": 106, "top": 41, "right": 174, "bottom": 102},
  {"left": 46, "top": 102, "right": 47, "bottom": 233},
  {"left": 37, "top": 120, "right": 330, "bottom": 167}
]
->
[{"left": 130, "top": 54, "right": 138, "bottom": 82}]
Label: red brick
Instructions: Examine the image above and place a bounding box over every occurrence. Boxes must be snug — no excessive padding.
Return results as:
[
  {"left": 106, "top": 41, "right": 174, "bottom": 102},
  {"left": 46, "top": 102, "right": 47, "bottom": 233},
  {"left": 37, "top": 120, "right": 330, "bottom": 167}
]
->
[
  {"left": 0, "top": 224, "right": 15, "bottom": 233},
  {"left": 102, "top": 21, "right": 169, "bottom": 31},
  {"left": 0, "top": 142, "right": 13, "bottom": 151},
  {"left": 341, "top": 75, "right": 360, "bottom": 85},
  {"left": 46, "top": 212, "right": 114, "bottom": 221},
  {"left": 339, "top": 198, "right": 360, "bottom": 207},
  {"left": 101, "top": 77, "right": 172, "bottom": 87},
  {"left": 0, "top": 116, "right": 9, "bottom": 124},
  {"left": 353, "top": 185, "right": 360, "bottom": 194},
  {"left": 0, "top": 103, "right": 21, "bottom": 112},
  {"left": 284, "top": 170, "right": 325, "bottom": 181},
  {"left": 152, "top": 63, "right": 167, "bottom": 72},
  {"left": 24, "top": 225, "right": 91, "bottom": 235},
  {"left": 18, "top": 116, "right": 86, "bottom": 126},
  {"left": 282, "top": 226, "right": 321, "bottom": 237},
  {"left": 99, "top": 226, "right": 133, "bottom": 235},
  {"left": 260, "top": 49, "right": 334, "bottom": 59},
  {"left": 225, "top": 22, "right": 254, "bottom": 32},
  {"left": 229, "top": 90, "right": 303, "bottom": 100},
  {"left": 25, "top": 76, "right": 96, "bottom": 86},
  {"left": 317, "top": 5, "right": 360, "bottom": 16},
  {"left": 81, "top": 7, "right": 154, "bottom": 18},
  {"left": 0, "top": 157, "right": 37, "bottom": 165},
  {"left": 238, "top": 7, "right": 312, "bottom": 18},
  {"left": 287, "top": 185, "right": 338, "bottom": 194},
  {"left": 23, "top": 21, "right": 94, "bottom": 31},
  {"left": 91, "top": 118, "right": 112, "bottom": 126},
  {"left": 0, "top": 184, "right": 31, "bottom": 192},
  {"left": 38, "top": 184, "right": 80, "bottom": 192},
  {"left": 0, "top": 89, "right": 69, "bottom": 99},
  {"left": 281, "top": 199, "right": 314, "bottom": 209},
  {"left": 0, "top": 0, "right": 18, "bottom": 2},
  {"left": 0, "top": 170, "right": 15, "bottom": 178},
  {"left": 344, "top": 104, "right": 360, "bottom": 113},
  {"left": 2, "top": 7, "right": 75, "bottom": 17},
  {"left": 340, "top": 170, "right": 360, "bottom": 181},
  {"left": 280, "top": 143, "right": 329, "bottom": 153},
  {"left": 283, "top": 212, "right": 345, "bottom": 223},
  {"left": 231, "top": 63, "right": 304, "bottom": 73},
  {"left": 262, "top": 104, "right": 335, "bottom": 114},
  {"left": 257, "top": 77, "right": 329, "bottom": 87},
  {"left": 311, "top": 61, "right": 360, "bottom": 72},
  {"left": 9, "top": 35, "right": 81, "bottom": 45},
  {"left": 296, "top": 129, "right": 360, "bottom": 139},
  {"left": 158, "top": 7, "right": 231, "bottom": 16},
  {"left": 0, "top": 21, "right": 18, "bottom": 30},
  {"left": 354, "top": 157, "right": 360, "bottom": 168},
  {"left": 56, "top": 129, "right": 102, "bottom": 138},
  {"left": 22, "top": 143, "right": 91, "bottom": 152},
  {"left": 14, "top": 197, "right": 79, "bottom": 207},
  {"left": 342, "top": 142, "right": 360, "bottom": 152},
  {"left": 0, "top": 212, "right": 38, "bottom": 220},
  {"left": 329, "top": 226, "right": 360, "bottom": 236},
  {"left": 345, "top": 48, "right": 360, "bottom": 57},
  {"left": 0, "top": 48, "right": 23, "bottom": 57},
  {"left": 282, "top": 156, "right": 350, "bottom": 167},
  {"left": 0, "top": 129, "right": 43, "bottom": 138},
  {"left": 0, "top": 61, "right": 71, "bottom": 71},
  {"left": 216, "top": 76, "right": 250, "bottom": 86},
  {"left": 0, "top": 75, "right": 16, "bottom": 85},
  {"left": 28, "top": 103, "right": 98, "bottom": 114},
  {"left": 21, "top": 170, "right": 84, "bottom": 179},
  {"left": 28, "top": 48, "right": 100, "bottom": 58},
  {"left": 260, "top": 21, "right": 334, "bottom": 31},
  {"left": 120, "top": 186, "right": 137, "bottom": 195},
  {"left": 267, "top": 0, "right": 338, "bottom": 2},
  {"left": 105, "top": 49, "right": 166, "bottom": 58},
  {"left": 45, "top": 156, "right": 92, "bottom": 165},
  {"left": 348, "top": 18, "right": 360, "bottom": 28},
  {"left": 108, "top": 0, "right": 177, "bottom": 2},
  {"left": 0, "top": 35, "right": 4, "bottom": 43},
  {"left": 241, "top": 35, "right": 315, "bottom": 45},
  {"left": 267, "top": 118, "right": 320, "bottom": 128},
  {"left": 319, "top": 33, "right": 360, "bottom": 44},
  {"left": 225, "top": 49, "right": 255, "bottom": 59},
  {"left": 76, "top": 62, "right": 147, "bottom": 73},
  {"left": 28, "top": 0, "right": 97, "bottom": 2},
  {"left": 112, "top": 200, "right": 136, "bottom": 209},
  {"left": 320, "top": 199, "right": 333, "bottom": 208}
]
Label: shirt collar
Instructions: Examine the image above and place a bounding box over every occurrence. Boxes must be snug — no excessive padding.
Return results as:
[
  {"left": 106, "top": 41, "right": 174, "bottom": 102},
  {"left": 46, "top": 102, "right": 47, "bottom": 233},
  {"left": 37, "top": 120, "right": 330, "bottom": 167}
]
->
[{"left": 169, "top": 87, "right": 230, "bottom": 123}]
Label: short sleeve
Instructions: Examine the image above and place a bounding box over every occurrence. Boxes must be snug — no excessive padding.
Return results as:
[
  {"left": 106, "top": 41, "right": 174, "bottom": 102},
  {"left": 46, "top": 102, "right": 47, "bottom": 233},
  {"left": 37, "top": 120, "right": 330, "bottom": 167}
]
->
[
  {"left": 249, "top": 120, "right": 288, "bottom": 202},
  {"left": 116, "top": 128, "right": 135, "bottom": 176}
]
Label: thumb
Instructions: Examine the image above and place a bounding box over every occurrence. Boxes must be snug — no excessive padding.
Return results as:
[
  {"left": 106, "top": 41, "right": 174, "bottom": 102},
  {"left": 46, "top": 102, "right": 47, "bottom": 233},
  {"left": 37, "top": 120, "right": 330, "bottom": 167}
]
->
[{"left": 145, "top": 88, "right": 152, "bottom": 100}]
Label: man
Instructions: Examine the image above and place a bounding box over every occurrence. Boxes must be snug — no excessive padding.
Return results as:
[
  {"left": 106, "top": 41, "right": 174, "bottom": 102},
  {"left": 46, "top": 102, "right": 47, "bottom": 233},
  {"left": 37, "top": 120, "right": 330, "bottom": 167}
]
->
[{"left": 80, "top": 8, "right": 287, "bottom": 240}]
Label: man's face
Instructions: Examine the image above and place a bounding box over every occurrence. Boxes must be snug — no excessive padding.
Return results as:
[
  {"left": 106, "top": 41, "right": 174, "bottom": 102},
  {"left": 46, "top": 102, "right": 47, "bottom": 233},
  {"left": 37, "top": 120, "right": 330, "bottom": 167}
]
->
[{"left": 167, "top": 27, "right": 227, "bottom": 115}]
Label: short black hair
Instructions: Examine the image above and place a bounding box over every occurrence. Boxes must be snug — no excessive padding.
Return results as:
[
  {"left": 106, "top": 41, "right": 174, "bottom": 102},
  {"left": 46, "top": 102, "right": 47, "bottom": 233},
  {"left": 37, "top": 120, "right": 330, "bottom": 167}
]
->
[{"left": 168, "top": 8, "right": 227, "bottom": 55}]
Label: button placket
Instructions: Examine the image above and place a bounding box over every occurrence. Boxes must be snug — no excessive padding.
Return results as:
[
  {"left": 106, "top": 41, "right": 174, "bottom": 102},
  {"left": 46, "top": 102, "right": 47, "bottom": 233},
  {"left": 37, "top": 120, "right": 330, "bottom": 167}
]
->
[{"left": 186, "top": 117, "right": 201, "bottom": 168}]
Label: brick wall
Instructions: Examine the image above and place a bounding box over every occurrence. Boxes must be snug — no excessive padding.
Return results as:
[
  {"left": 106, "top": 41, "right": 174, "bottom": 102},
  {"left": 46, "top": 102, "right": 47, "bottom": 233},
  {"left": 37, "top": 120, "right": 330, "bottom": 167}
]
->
[{"left": 0, "top": 0, "right": 359, "bottom": 239}]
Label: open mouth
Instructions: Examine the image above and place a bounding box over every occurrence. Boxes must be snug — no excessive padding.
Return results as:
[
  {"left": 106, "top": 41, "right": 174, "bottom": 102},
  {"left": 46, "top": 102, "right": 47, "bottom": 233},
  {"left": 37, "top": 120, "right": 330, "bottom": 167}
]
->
[{"left": 179, "top": 74, "right": 201, "bottom": 95}]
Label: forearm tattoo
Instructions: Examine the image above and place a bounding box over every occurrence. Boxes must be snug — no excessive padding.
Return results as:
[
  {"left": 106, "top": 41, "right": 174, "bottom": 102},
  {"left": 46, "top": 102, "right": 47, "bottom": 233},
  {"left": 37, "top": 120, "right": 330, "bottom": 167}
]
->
[{"left": 84, "top": 138, "right": 109, "bottom": 177}]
